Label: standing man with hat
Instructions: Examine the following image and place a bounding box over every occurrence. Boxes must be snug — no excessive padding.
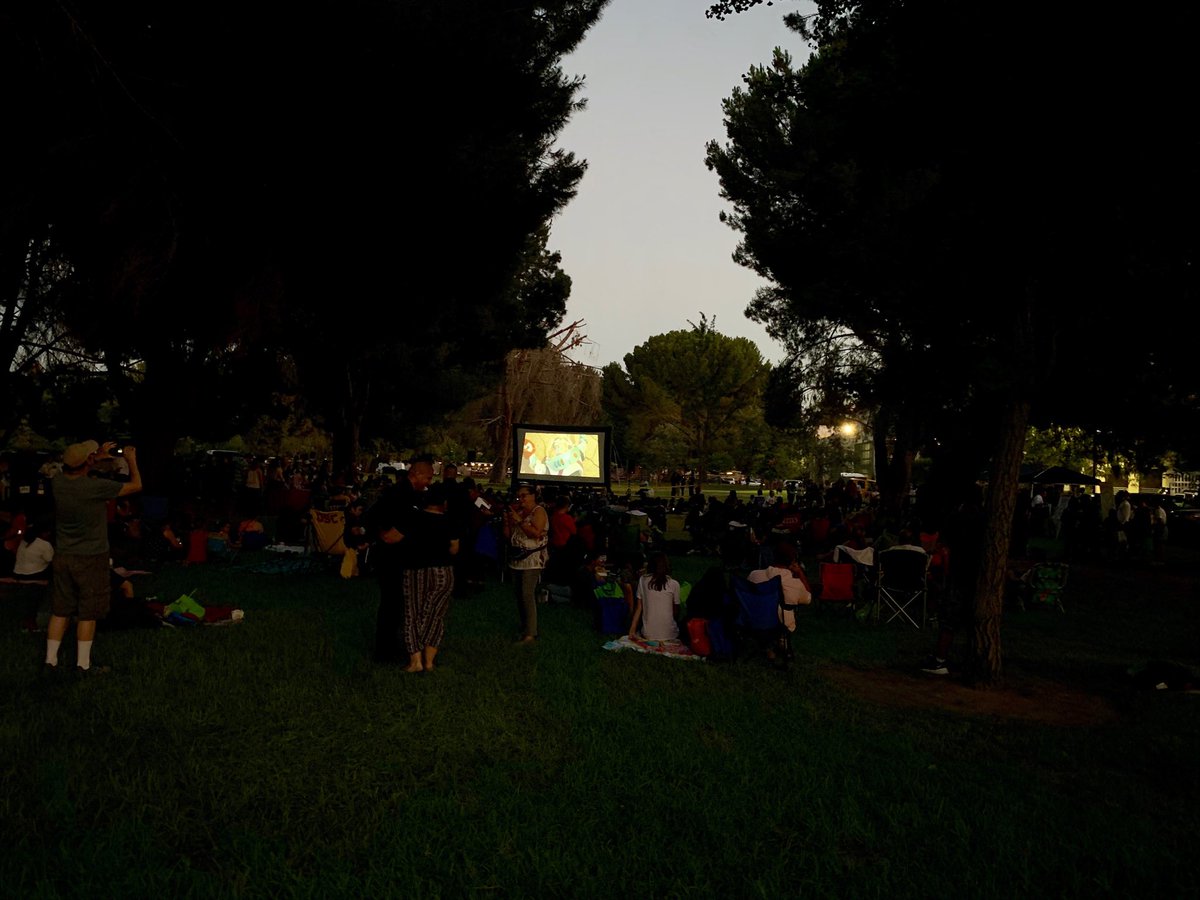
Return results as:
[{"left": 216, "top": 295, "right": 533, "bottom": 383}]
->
[{"left": 44, "top": 440, "right": 142, "bottom": 675}]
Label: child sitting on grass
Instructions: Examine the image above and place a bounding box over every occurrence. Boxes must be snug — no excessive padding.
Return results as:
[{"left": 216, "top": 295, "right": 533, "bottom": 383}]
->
[{"left": 628, "top": 552, "right": 681, "bottom": 642}]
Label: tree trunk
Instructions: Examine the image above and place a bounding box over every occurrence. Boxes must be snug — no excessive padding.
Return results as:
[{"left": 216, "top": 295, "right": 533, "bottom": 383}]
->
[
  {"left": 873, "top": 420, "right": 892, "bottom": 505},
  {"left": 970, "top": 394, "right": 1030, "bottom": 685},
  {"left": 331, "top": 363, "right": 368, "bottom": 477},
  {"left": 884, "top": 406, "right": 918, "bottom": 521},
  {"left": 332, "top": 418, "right": 360, "bottom": 480},
  {"left": 132, "top": 353, "right": 183, "bottom": 493},
  {"left": 490, "top": 386, "right": 513, "bottom": 485}
]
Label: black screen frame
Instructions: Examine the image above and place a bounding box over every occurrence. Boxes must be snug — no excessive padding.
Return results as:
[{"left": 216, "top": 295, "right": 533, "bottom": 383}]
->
[{"left": 511, "top": 423, "right": 611, "bottom": 491}]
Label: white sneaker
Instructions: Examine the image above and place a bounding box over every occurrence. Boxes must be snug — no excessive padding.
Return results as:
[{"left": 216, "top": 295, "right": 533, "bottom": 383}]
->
[{"left": 919, "top": 657, "right": 950, "bottom": 676}]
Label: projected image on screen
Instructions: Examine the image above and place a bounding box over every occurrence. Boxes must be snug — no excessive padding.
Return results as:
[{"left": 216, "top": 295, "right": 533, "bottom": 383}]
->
[
  {"left": 519, "top": 432, "right": 600, "bottom": 478},
  {"left": 512, "top": 424, "right": 611, "bottom": 489}
]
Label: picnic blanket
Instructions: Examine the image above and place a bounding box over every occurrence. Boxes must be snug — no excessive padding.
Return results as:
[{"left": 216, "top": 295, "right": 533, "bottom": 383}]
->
[
  {"left": 602, "top": 635, "right": 703, "bottom": 661},
  {"left": 243, "top": 546, "right": 321, "bottom": 574}
]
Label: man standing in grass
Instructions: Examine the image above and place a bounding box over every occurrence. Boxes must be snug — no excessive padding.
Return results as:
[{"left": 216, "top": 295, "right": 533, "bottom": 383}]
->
[{"left": 44, "top": 440, "right": 142, "bottom": 676}]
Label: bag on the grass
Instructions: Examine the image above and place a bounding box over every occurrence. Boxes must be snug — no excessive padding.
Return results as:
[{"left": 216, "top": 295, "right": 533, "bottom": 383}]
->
[
  {"left": 340, "top": 547, "right": 359, "bottom": 579},
  {"left": 705, "top": 619, "right": 734, "bottom": 660},
  {"left": 678, "top": 580, "right": 693, "bottom": 610},
  {"left": 686, "top": 617, "right": 711, "bottom": 656},
  {"left": 164, "top": 592, "right": 206, "bottom": 620},
  {"left": 594, "top": 580, "right": 628, "bottom": 634}
]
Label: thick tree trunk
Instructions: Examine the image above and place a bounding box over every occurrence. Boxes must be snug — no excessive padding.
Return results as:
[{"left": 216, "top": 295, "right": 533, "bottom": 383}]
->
[{"left": 970, "top": 394, "right": 1030, "bottom": 685}]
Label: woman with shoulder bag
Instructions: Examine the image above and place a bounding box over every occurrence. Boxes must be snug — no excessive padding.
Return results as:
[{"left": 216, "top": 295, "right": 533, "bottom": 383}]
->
[{"left": 504, "top": 485, "right": 548, "bottom": 644}]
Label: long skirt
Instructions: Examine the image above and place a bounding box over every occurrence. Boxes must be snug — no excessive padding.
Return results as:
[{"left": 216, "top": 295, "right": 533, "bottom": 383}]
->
[{"left": 402, "top": 566, "right": 455, "bottom": 655}]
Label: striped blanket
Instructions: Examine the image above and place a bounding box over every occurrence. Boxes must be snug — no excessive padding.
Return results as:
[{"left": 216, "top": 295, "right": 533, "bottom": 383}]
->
[{"left": 602, "top": 635, "right": 702, "bottom": 661}]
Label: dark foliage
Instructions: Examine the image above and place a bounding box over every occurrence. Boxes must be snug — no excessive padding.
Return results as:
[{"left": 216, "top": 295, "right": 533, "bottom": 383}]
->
[{"left": 2, "top": 1, "right": 609, "bottom": 468}]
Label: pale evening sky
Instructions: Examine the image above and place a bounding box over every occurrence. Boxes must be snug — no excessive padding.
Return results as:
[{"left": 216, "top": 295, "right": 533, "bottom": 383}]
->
[{"left": 549, "top": 0, "right": 816, "bottom": 370}]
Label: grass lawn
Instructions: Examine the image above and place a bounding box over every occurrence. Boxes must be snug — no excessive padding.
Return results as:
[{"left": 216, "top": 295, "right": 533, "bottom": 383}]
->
[{"left": 2, "top": 547, "right": 1198, "bottom": 898}]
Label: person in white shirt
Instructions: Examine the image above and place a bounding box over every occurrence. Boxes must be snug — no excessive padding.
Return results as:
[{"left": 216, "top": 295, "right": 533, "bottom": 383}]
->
[
  {"left": 14, "top": 523, "right": 54, "bottom": 581},
  {"left": 629, "top": 552, "right": 680, "bottom": 641},
  {"left": 747, "top": 542, "right": 813, "bottom": 636}
]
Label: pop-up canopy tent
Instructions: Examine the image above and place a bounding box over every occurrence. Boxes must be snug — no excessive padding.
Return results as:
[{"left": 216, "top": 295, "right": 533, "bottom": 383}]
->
[
  {"left": 982, "top": 464, "right": 1104, "bottom": 489},
  {"left": 1031, "top": 466, "right": 1102, "bottom": 486}
]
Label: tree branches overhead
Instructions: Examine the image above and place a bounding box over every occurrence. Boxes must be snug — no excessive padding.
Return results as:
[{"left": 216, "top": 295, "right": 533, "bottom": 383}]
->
[{"left": 2, "top": 1, "right": 611, "bottom": 461}]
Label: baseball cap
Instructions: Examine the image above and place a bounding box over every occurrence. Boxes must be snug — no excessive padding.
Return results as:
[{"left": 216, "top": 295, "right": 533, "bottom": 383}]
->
[{"left": 63, "top": 440, "right": 99, "bottom": 468}]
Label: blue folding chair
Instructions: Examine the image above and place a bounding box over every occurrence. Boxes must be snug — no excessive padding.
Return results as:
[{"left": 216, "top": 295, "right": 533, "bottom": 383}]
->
[{"left": 729, "top": 574, "right": 787, "bottom": 662}]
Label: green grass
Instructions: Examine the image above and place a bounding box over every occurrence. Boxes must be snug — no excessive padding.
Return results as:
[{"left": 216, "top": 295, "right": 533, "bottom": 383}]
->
[{"left": 2, "top": 550, "right": 1198, "bottom": 898}]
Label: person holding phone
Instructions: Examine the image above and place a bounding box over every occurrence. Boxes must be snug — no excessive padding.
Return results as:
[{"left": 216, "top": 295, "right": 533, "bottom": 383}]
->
[
  {"left": 503, "top": 485, "right": 548, "bottom": 644},
  {"left": 44, "top": 440, "right": 142, "bottom": 675}
]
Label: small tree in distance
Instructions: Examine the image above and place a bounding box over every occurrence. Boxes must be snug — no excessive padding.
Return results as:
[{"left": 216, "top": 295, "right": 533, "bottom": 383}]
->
[{"left": 603, "top": 315, "right": 770, "bottom": 487}]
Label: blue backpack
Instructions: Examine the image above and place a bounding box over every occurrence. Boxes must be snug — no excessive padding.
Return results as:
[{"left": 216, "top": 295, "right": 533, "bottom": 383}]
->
[{"left": 594, "top": 581, "right": 629, "bottom": 634}]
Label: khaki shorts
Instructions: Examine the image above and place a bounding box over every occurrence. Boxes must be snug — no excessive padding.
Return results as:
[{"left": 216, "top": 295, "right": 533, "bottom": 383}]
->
[{"left": 51, "top": 553, "right": 112, "bottom": 621}]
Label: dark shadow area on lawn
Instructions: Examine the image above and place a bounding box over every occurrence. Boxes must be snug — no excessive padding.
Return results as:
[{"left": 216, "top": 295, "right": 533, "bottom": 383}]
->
[{"left": 815, "top": 546, "right": 1200, "bottom": 727}]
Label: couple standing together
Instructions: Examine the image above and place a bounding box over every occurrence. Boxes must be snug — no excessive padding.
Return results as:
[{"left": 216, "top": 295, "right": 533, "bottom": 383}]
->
[
  {"left": 370, "top": 458, "right": 457, "bottom": 672},
  {"left": 372, "top": 463, "right": 549, "bottom": 666}
]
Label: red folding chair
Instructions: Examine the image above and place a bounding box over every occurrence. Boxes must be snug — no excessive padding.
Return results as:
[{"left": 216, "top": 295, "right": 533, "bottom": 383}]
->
[{"left": 817, "top": 562, "right": 856, "bottom": 612}]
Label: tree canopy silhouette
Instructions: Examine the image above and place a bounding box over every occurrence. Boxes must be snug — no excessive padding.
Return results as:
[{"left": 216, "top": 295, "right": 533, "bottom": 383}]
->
[
  {"left": 706, "top": 0, "right": 1200, "bottom": 681},
  {"left": 2, "top": 1, "right": 610, "bottom": 471}
]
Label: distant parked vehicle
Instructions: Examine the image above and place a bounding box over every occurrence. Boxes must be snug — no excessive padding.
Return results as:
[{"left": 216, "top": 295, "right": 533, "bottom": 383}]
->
[{"left": 1169, "top": 498, "right": 1200, "bottom": 545}]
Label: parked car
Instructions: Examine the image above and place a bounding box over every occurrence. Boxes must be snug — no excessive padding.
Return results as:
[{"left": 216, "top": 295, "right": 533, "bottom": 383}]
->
[{"left": 1169, "top": 497, "right": 1200, "bottom": 545}]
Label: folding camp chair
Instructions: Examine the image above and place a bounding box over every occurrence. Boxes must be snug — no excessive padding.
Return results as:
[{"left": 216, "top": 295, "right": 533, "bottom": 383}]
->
[
  {"left": 729, "top": 574, "right": 788, "bottom": 662},
  {"left": 1020, "top": 562, "right": 1068, "bottom": 613},
  {"left": 874, "top": 546, "right": 929, "bottom": 628},
  {"left": 262, "top": 508, "right": 344, "bottom": 575},
  {"left": 473, "top": 520, "right": 504, "bottom": 582},
  {"left": 308, "top": 508, "right": 347, "bottom": 556},
  {"left": 817, "top": 562, "right": 856, "bottom": 613}
]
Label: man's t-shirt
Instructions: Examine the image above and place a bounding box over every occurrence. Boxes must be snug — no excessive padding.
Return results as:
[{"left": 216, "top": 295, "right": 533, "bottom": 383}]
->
[
  {"left": 399, "top": 510, "right": 456, "bottom": 569},
  {"left": 53, "top": 474, "right": 123, "bottom": 555},
  {"left": 550, "top": 510, "right": 577, "bottom": 548}
]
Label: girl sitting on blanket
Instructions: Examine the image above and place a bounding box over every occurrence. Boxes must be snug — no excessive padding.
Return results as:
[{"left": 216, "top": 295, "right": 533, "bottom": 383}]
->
[{"left": 628, "top": 552, "right": 681, "bottom": 642}]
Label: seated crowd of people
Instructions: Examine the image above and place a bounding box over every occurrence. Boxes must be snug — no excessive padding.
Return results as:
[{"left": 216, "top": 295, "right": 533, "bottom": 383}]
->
[{"left": 5, "top": 449, "right": 1122, "bottom": 666}]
